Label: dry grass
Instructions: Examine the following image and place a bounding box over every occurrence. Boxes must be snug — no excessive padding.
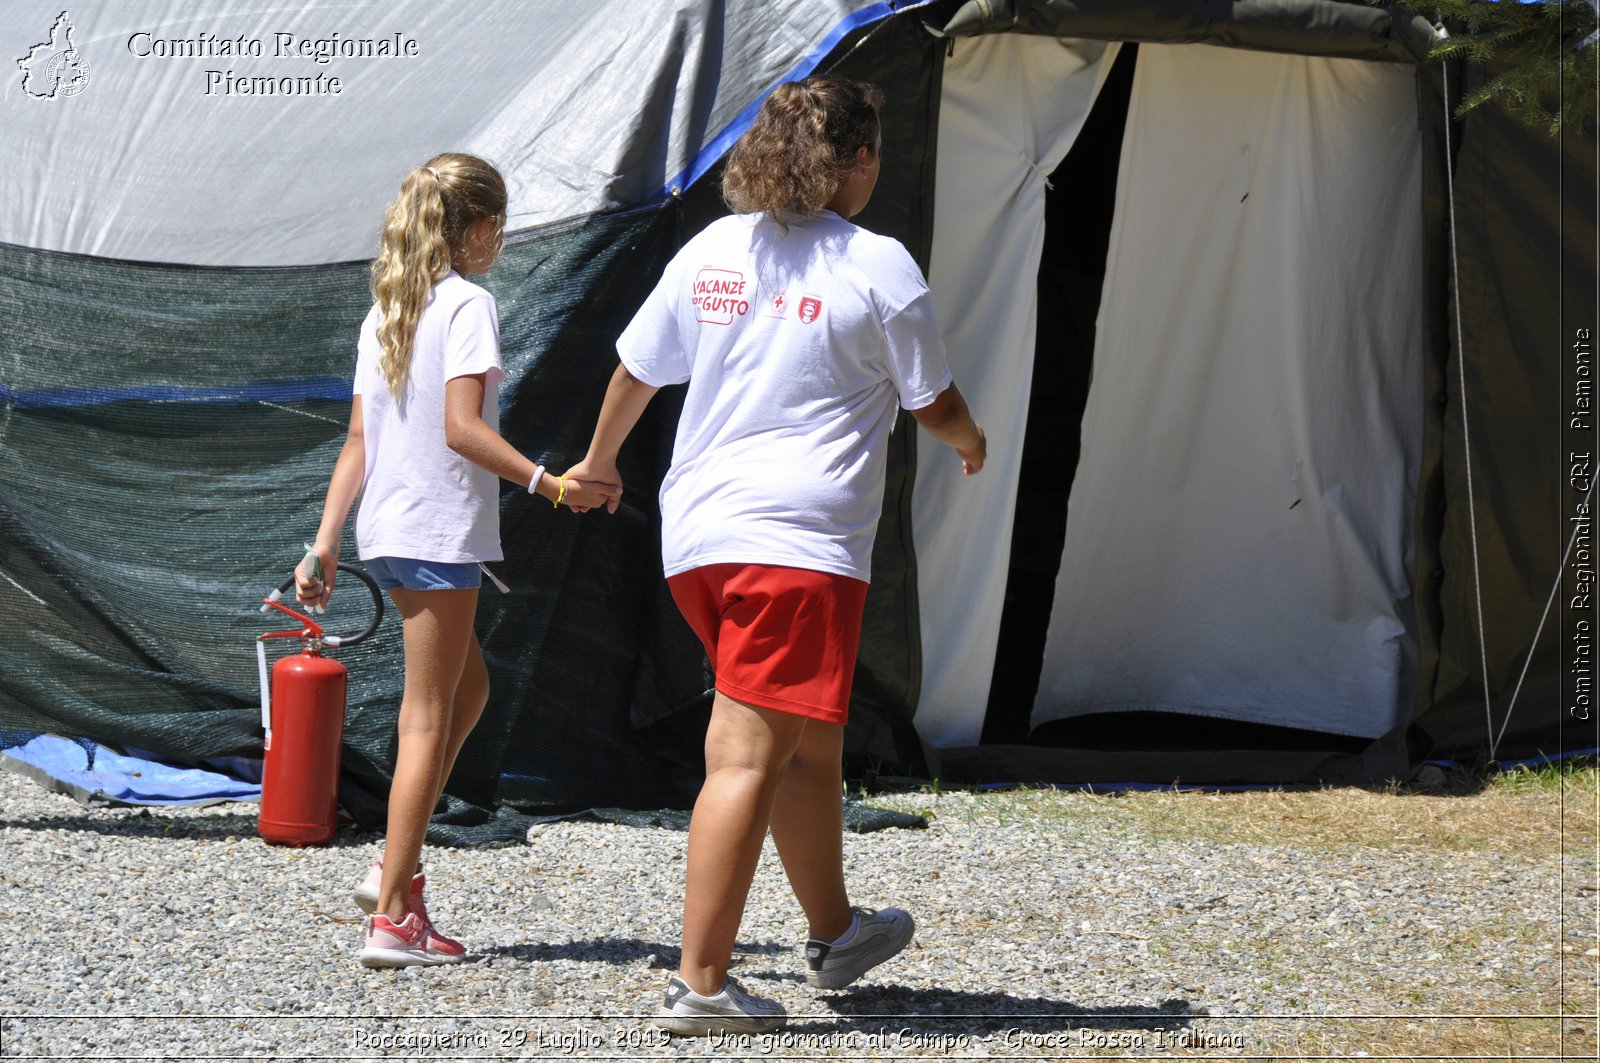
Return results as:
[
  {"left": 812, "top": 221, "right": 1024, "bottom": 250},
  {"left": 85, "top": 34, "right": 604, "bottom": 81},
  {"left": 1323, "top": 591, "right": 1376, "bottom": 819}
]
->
[
  {"left": 877, "top": 763, "right": 1600, "bottom": 858},
  {"left": 1101, "top": 776, "right": 1595, "bottom": 855},
  {"left": 1252, "top": 1013, "right": 1588, "bottom": 1061}
]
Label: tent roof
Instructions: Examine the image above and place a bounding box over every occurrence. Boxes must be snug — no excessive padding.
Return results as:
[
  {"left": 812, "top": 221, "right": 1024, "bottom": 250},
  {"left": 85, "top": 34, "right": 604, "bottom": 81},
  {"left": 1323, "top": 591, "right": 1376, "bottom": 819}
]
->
[
  {"left": 1, "top": 0, "right": 900, "bottom": 266},
  {"left": 928, "top": 0, "right": 1436, "bottom": 63}
]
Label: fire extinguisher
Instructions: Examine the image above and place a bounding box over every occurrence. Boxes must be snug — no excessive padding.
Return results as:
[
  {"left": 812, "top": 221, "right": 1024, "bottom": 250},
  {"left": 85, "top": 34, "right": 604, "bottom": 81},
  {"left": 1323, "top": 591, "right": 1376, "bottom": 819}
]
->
[{"left": 254, "top": 561, "right": 383, "bottom": 847}]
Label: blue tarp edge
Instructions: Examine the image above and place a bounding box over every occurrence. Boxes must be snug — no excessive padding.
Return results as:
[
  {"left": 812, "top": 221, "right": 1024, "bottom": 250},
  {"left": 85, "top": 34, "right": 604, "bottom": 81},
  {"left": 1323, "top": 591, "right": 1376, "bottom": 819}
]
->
[{"left": 0, "top": 735, "right": 261, "bottom": 807}]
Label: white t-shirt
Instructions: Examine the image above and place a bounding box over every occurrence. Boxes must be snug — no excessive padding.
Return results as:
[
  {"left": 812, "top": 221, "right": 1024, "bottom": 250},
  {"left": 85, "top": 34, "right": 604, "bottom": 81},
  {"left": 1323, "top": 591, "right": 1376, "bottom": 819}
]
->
[
  {"left": 617, "top": 210, "right": 953, "bottom": 582},
  {"left": 352, "top": 271, "right": 505, "bottom": 564}
]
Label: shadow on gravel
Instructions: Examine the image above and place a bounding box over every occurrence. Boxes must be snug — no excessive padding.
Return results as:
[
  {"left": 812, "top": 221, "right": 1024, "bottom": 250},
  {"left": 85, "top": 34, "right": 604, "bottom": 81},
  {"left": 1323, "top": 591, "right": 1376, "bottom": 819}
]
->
[
  {"left": 0, "top": 809, "right": 272, "bottom": 840},
  {"left": 483, "top": 938, "right": 786, "bottom": 966},
  {"left": 768, "top": 985, "right": 1202, "bottom": 1037},
  {"left": 0, "top": 808, "right": 388, "bottom": 846}
]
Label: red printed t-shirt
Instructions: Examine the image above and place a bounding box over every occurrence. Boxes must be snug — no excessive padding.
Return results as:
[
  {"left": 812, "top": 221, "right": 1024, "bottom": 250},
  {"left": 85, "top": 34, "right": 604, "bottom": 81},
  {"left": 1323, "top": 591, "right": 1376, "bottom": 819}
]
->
[{"left": 617, "top": 210, "right": 953, "bottom": 582}]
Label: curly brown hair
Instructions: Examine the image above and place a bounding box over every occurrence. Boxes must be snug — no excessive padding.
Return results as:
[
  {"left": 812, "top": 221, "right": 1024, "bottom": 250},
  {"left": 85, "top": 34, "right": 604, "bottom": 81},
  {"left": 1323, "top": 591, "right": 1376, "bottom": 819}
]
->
[{"left": 722, "top": 76, "right": 883, "bottom": 231}]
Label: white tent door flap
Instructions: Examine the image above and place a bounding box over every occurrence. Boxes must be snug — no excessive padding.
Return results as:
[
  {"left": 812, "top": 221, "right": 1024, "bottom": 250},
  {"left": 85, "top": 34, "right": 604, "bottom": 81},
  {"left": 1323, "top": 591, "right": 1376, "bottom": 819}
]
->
[
  {"left": 913, "top": 34, "right": 1120, "bottom": 748},
  {"left": 1032, "top": 44, "right": 1423, "bottom": 740}
]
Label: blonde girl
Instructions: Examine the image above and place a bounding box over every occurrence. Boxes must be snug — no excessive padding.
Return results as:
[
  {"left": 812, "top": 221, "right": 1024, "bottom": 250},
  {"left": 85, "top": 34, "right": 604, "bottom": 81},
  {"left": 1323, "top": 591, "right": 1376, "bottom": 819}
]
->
[{"left": 296, "top": 152, "right": 618, "bottom": 967}]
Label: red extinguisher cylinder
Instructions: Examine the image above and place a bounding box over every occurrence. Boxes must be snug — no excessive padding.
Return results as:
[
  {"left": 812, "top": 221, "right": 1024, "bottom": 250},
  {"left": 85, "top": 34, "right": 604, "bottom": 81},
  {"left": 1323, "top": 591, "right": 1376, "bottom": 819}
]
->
[{"left": 259, "top": 649, "right": 346, "bottom": 846}]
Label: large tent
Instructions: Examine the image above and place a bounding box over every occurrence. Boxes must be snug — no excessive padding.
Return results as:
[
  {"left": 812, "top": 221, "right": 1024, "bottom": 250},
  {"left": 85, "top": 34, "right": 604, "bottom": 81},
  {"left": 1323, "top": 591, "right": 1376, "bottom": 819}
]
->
[{"left": 2, "top": 0, "right": 1594, "bottom": 831}]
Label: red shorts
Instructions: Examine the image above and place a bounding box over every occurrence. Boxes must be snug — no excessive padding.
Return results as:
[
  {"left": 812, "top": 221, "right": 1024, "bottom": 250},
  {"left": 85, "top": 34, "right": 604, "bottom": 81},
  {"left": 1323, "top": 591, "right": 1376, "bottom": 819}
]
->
[{"left": 667, "top": 563, "right": 869, "bottom": 725}]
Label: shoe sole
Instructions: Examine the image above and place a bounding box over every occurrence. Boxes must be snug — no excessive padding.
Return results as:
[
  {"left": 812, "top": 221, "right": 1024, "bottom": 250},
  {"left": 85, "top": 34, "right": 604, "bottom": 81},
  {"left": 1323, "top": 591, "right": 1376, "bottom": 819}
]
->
[
  {"left": 805, "top": 915, "right": 915, "bottom": 989},
  {"left": 654, "top": 1009, "right": 785, "bottom": 1036},
  {"left": 358, "top": 946, "right": 464, "bottom": 969}
]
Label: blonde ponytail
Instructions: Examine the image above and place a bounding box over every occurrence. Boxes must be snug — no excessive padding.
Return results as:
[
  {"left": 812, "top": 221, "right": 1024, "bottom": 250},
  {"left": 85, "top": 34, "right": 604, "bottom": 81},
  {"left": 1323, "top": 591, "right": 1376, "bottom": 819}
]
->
[{"left": 370, "top": 153, "right": 507, "bottom": 397}]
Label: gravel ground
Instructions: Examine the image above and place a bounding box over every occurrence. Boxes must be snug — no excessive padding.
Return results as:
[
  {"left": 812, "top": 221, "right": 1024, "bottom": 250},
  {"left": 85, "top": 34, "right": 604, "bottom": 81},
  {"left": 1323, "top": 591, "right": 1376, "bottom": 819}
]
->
[{"left": 0, "top": 766, "right": 1590, "bottom": 1061}]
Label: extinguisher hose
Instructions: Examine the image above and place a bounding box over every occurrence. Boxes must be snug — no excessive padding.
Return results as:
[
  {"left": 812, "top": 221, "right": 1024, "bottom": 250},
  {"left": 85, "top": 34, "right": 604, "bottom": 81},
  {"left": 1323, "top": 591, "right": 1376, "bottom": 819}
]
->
[
  {"left": 256, "top": 639, "right": 271, "bottom": 744},
  {"left": 267, "top": 562, "right": 385, "bottom": 648}
]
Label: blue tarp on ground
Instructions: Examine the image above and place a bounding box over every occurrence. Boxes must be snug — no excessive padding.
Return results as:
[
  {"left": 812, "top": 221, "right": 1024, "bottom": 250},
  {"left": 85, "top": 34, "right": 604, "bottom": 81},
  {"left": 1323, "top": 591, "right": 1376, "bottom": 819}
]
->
[{"left": 0, "top": 735, "right": 260, "bottom": 807}]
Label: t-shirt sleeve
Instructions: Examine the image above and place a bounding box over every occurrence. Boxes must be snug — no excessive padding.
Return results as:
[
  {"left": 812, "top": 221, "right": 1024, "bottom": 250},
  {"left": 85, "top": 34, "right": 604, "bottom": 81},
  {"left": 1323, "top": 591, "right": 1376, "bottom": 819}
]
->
[
  {"left": 616, "top": 259, "right": 691, "bottom": 387},
  {"left": 444, "top": 293, "right": 504, "bottom": 384},
  {"left": 882, "top": 291, "right": 954, "bottom": 412},
  {"left": 352, "top": 306, "right": 378, "bottom": 397}
]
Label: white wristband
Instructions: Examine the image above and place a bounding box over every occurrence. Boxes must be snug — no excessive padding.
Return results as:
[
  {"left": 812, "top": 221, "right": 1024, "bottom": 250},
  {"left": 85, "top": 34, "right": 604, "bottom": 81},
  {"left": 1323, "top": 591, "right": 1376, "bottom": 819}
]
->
[{"left": 529, "top": 464, "right": 546, "bottom": 495}]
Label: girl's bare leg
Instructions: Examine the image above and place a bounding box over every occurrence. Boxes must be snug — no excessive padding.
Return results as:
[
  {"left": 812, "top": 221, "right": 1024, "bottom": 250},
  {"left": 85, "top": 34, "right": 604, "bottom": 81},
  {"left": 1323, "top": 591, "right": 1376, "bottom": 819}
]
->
[
  {"left": 768, "top": 719, "right": 853, "bottom": 943},
  {"left": 677, "top": 693, "right": 806, "bottom": 995},
  {"left": 375, "top": 586, "right": 479, "bottom": 920},
  {"left": 434, "top": 633, "right": 488, "bottom": 811}
]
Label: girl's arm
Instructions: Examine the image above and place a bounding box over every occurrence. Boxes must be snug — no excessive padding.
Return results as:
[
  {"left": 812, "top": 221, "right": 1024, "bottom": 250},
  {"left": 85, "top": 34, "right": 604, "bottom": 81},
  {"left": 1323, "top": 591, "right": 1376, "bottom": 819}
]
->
[
  {"left": 561, "top": 362, "right": 661, "bottom": 515},
  {"left": 910, "top": 383, "right": 986, "bottom": 475},
  {"left": 443, "top": 373, "right": 621, "bottom": 510},
  {"left": 296, "top": 397, "right": 366, "bottom": 609}
]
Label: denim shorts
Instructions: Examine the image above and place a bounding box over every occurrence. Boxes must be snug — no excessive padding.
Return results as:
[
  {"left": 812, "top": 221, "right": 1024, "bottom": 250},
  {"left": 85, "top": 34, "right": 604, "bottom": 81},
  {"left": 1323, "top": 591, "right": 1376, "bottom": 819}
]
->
[{"left": 362, "top": 556, "right": 482, "bottom": 592}]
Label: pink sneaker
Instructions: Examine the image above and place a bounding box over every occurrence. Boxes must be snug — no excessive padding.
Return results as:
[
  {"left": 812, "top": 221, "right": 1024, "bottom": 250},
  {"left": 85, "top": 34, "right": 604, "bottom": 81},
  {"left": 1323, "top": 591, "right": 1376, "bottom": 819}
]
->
[
  {"left": 358, "top": 910, "right": 466, "bottom": 968},
  {"left": 353, "top": 858, "right": 465, "bottom": 961},
  {"left": 352, "top": 858, "right": 424, "bottom": 914}
]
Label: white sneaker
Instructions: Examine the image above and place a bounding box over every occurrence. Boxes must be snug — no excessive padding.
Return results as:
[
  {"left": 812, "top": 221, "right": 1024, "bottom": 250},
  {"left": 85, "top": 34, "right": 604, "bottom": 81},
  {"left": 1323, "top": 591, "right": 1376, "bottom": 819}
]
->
[
  {"left": 655, "top": 975, "right": 786, "bottom": 1035},
  {"left": 804, "top": 907, "right": 914, "bottom": 989}
]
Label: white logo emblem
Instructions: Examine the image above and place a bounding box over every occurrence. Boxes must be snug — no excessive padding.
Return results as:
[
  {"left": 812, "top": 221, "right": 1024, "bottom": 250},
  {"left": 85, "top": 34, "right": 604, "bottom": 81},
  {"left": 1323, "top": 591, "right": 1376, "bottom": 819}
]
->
[{"left": 18, "top": 11, "right": 91, "bottom": 99}]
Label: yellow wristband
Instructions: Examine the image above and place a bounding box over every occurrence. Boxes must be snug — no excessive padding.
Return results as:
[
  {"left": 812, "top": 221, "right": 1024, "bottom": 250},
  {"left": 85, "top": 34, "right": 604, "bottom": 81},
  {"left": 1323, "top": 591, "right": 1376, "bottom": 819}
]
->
[{"left": 553, "top": 477, "right": 567, "bottom": 508}]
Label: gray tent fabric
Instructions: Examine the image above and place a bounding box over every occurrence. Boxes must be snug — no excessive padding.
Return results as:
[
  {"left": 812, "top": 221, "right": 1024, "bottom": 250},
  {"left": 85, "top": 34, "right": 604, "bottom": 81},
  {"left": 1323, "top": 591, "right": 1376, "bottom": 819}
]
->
[
  {"left": 1, "top": 0, "right": 900, "bottom": 265},
  {"left": 0, "top": 3, "right": 952, "bottom": 830},
  {"left": 0, "top": 204, "right": 720, "bottom": 839},
  {"left": 1, "top": 0, "right": 1593, "bottom": 820}
]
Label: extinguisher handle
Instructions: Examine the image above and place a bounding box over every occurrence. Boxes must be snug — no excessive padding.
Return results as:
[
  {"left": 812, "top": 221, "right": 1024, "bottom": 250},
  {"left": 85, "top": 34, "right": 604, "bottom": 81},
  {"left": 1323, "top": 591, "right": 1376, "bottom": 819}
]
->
[{"left": 268, "top": 562, "right": 385, "bottom": 648}]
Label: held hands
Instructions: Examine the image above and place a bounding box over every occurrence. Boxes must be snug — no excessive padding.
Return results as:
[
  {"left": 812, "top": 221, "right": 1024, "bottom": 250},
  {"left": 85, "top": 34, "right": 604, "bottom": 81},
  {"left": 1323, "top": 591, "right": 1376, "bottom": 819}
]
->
[
  {"left": 560, "top": 459, "right": 623, "bottom": 514},
  {"left": 556, "top": 474, "right": 623, "bottom": 514},
  {"left": 294, "top": 542, "right": 338, "bottom": 611}
]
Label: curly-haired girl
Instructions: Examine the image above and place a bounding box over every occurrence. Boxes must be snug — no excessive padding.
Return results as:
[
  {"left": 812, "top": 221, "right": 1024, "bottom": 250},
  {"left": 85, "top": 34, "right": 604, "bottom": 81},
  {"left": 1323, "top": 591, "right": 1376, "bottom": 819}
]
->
[{"left": 566, "top": 78, "right": 986, "bottom": 1032}]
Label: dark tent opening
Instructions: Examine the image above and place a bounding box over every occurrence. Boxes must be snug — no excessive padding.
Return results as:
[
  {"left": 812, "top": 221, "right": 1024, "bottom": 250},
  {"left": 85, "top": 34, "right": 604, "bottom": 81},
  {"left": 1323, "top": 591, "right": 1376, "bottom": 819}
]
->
[
  {"left": 982, "top": 42, "right": 1136, "bottom": 745},
  {"left": 968, "top": 41, "right": 1381, "bottom": 770}
]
